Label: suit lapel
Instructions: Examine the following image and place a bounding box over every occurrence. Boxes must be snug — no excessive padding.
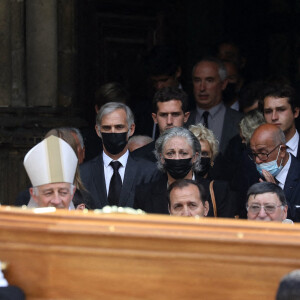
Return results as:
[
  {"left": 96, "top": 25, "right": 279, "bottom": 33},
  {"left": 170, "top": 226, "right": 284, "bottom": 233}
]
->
[
  {"left": 92, "top": 155, "right": 108, "bottom": 208},
  {"left": 119, "top": 155, "right": 136, "bottom": 207},
  {"left": 297, "top": 140, "right": 300, "bottom": 159}
]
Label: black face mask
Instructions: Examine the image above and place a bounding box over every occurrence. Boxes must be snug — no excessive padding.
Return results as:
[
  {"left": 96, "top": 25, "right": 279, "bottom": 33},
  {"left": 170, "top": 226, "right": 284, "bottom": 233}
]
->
[
  {"left": 164, "top": 158, "right": 193, "bottom": 179},
  {"left": 198, "top": 157, "right": 211, "bottom": 177},
  {"left": 101, "top": 132, "right": 128, "bottom": 155}
]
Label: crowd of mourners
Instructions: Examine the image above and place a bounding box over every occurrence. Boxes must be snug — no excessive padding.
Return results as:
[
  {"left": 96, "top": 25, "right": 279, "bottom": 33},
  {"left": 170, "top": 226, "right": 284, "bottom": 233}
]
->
[{"left": 15, "top": 43, "right": 300, "bottom": 225}]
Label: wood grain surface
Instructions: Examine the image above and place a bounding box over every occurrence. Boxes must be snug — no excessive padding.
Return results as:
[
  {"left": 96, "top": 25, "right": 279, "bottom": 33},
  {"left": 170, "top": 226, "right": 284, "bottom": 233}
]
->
[{"left": 0, "top": 206, "right": 299, "bottom": 299}]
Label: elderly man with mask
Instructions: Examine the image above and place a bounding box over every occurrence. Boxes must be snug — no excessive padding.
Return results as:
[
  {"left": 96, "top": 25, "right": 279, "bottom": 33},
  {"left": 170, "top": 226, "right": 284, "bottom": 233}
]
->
[
  {"left": 249, "top": 123, "right": 300, "bottom": 221},
  {"left": 24, "top": 135, "right": 78, "bottom": 209}
]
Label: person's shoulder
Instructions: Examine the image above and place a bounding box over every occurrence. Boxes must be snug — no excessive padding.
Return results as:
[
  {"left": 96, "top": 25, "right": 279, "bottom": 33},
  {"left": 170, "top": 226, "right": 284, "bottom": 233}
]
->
[
  {"left": 131, "top": 141, "right": 156, "bottom": 161},
  {"left": 129, "top": 153, "right": 157, "bottom": 167},
  {"left": 225, "top": 106, "right": 243, "bottom": 119},
  {"left": 80, "top": 155, "right": 102, "bottom": 172}
]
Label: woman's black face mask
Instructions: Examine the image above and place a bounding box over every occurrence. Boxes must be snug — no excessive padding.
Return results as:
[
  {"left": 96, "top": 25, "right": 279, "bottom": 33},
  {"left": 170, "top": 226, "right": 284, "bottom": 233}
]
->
[{"left": 164, "top": 158, "right": 193, "bottom": 179}]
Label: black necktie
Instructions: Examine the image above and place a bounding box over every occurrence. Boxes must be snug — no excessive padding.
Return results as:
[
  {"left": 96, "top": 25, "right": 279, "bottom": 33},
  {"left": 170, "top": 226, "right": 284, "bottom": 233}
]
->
[
  {"left": 107, "top": 161, "right": 122, "bottom": 206},
  {"left": 202, "top": 111, "right": 209, "bottom": 128}
]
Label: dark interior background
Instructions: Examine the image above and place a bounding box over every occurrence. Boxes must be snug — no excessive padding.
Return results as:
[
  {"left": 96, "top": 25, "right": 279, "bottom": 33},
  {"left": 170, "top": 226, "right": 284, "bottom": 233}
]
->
[{"left": 1, "top": 0, "right": 300, "bottom": 205}]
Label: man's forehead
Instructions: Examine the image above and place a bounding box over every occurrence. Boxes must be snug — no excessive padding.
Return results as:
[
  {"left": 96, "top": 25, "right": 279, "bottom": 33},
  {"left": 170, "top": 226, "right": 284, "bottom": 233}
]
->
[
  {"left": 171, "top": 185, "right": 201, "bottom": 199},
  {"left": 157, "top": 100, "right": 183, "bottom": 112},
  {"left": 194, "top": 61, "right": 219, "bottom": 76},
  {"left": 264, "top": 97, "right": 290, "bottom": 108},
  {"left": 249, "top": 192, "right": 280, "bottom": 203},
  {"left": 101, "top": 109, "right": 128, "bottom": 124},
  {"left": 250, "top": 129, "right": 275, "bottom": 147},
  {"left": 38, "top": 182, "right": 71, "bottom": 190},
  {"left": 250, "top": 142, "right": 269, "bottom": 150}
]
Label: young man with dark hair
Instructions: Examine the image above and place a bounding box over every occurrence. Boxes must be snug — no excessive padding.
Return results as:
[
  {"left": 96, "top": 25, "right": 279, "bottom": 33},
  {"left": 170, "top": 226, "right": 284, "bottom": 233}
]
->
[
  {"left": 132, "top": 87, "right": 190, "bottom": 162},
  {"left": 259, "top": 83, "right": 300, "bottom": 158}
]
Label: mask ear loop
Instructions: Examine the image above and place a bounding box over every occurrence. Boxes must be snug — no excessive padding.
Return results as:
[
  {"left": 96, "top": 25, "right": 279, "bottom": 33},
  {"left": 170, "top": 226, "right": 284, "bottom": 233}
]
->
[{"left": 276, "top": 145, "right": 283, "bottom": 168}]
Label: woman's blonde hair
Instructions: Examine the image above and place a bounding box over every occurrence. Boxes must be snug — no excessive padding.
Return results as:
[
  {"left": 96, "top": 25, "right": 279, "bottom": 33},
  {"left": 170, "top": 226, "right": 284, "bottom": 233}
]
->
[{"left": 189, "top": 123, "right": 219, "bottom": 161}]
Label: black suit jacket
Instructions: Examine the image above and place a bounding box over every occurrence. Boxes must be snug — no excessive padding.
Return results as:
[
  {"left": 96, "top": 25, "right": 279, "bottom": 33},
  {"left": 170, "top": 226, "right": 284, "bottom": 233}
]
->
[
  {"left": 284, "top": 155, "right": 300, "bottom": 221},
  {"left": 134, "top": 173, "right": 234, "bottom": 218},
  {"left": 0, "top": 286, "right": 25, "bottom": 300},
  {"left": 186, "top": 106, "right": 243, "bottom": 153},
  {"left": 80, "top": 153, "right": 161, "bottom": 209}
]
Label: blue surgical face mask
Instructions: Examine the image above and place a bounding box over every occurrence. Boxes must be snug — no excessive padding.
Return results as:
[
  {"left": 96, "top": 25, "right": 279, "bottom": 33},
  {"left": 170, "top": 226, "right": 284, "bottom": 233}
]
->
[{"left": 256, "top": 146, "right": 283, "bottom": 177}]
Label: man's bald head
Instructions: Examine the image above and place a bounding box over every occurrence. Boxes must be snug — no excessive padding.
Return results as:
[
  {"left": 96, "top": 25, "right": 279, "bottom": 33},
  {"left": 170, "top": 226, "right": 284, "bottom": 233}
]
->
[{"left": 251, "top": 123, "right": 285, "bottom": 146}]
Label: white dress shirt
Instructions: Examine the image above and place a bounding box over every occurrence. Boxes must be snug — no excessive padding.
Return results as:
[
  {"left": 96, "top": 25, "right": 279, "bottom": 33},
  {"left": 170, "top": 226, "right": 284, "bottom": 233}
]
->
[
  {"left": 276, "top": 153, "right": 291, "bottom": 189},
  {"left": 286, "top": 130, "right": 299, "bottom": 157},
  {"left": 103, "top": 150, "right": 129, "bottom": 196}
]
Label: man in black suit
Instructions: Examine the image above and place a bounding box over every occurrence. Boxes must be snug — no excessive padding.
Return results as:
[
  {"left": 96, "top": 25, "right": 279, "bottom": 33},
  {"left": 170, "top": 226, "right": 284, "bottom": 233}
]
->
[
  {"left": 80, "top": 102, "right": 160, "bottom": 209},
  {"left": 250, "top": 123, "right": 300, "bottom": 222},
  {"left": 186, "top": 57, "right": 243, "bottom": 154},
  {"left": 260, "top": 83, "right": 300, "bottom": 159},
  {"left": 132, "top": 87, "right": 190, "bottom": 162}
]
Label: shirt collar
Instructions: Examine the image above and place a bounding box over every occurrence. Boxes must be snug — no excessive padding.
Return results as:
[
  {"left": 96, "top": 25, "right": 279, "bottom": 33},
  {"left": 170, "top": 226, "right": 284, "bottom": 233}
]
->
[
  {"left": 103, "top": 150, "right": 129, "bottom": 168},
  {"left": 196, "top": 102, "right": 225, "bottom": 118},
  {"left": 286, "top": 130, "right": 299, "bottom": 152}
]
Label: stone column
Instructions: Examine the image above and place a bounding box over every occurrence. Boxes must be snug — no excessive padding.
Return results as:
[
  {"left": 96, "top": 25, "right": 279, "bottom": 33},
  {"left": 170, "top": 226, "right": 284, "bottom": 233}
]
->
[
  {"left": 26, "top": 0, "right": 58, "bottom": 106},
  {"left": 11, "top": 0, "right": 26, "bottom": 107},
  {"left": 0, "top": 0, "right": 12, "bottom": 106}
]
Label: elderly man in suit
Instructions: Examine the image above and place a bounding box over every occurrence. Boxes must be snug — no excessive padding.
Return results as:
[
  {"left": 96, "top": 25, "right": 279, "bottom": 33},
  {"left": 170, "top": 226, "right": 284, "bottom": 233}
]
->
[
  {"left": 80, "top": 102, "right": 160, "bottom": 209},
  {"left": 250, "top": 123, "right": 300, "bottom": 222},
  {"left": 186, "top": 57, "right": 243, "bottom": 154}
]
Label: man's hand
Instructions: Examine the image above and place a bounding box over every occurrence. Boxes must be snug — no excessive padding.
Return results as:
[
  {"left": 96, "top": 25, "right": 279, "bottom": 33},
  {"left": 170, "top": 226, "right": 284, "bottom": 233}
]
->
[{"left": 259, "top": 169, "right": 277, "bottom": 184}]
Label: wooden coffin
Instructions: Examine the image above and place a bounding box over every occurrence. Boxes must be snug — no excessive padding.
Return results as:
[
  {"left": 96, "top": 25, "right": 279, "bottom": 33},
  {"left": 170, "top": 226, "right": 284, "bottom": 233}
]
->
[{"left": 0, "top": 206, "right": 299, "bottom": 299}]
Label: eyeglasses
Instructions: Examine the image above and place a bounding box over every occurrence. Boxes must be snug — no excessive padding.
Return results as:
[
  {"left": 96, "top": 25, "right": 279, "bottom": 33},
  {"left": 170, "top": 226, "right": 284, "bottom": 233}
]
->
[
  {"left": 246, "top": 204, "right": 283, "bottom": 214},
  {"left": 249, "top": 144, "right": 281, "bottom": 162}
]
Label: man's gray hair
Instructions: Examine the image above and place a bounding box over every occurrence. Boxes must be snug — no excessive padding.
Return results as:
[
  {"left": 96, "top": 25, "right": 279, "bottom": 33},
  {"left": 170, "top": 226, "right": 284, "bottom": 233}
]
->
[
  {"left": 96, "top": 102, "right": 135, "bottom": 130},
  {"left": 154, "top": 127, "right": 201, "bottom": 172},
  {"left": 192, "top": 57, "right": 227, "bottom": 81}
]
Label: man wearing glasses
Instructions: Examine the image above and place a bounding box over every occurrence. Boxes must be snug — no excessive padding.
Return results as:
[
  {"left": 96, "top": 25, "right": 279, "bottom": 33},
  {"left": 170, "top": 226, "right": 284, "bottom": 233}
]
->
[
  {"left": 246, "top": 182, "right": 288, "bottom": 222},
  {"left": 250, "top": 123, "right": 300, "bottom": 221}
]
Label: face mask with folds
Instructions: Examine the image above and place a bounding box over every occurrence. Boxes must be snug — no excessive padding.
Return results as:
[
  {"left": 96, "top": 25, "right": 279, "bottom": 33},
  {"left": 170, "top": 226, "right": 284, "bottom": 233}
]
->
[
  {"left": 256, "top": 146, "right": 283, "bottom": 177},
  {"left": 198, "top": 157, "right": 211, "bottom": 177},
  {"left": 101, "top": 132, "right": 128, "bottom": 155},
  {"left": 164, "top": 158, "right": 193, "bottom": 179}
]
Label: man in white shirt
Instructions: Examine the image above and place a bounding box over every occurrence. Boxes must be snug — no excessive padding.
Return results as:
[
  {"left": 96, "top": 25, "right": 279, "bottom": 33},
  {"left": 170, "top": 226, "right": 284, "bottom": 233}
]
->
[
  {"left": 260, "top": 83, "right": 300, "bottom": 158},
  {"left": 80, "top": 102, "right": 160, "bottom": 209},
  {"left": 250, "top": 124, "right": 300, "bottom": 222}
]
